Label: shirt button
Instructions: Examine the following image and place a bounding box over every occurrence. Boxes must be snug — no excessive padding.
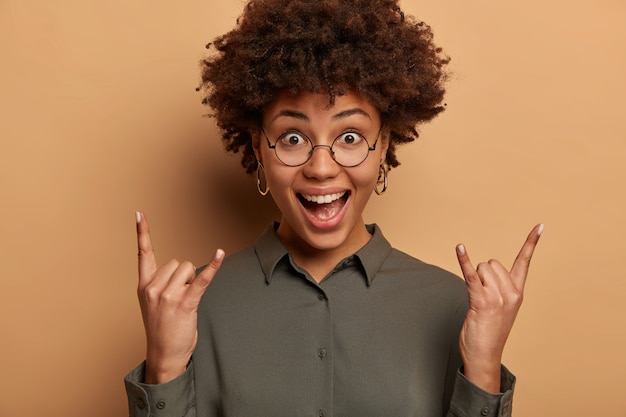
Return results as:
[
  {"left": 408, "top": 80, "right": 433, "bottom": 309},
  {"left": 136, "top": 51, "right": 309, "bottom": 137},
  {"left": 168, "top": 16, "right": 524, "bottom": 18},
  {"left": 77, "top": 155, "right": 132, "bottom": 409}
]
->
[
  {"left": 156, "top": 400, "right": 166, "bottom": 409},
  {"left": 317, "top": 410, "right": 325, "bottom": 417},
  {"left": 480, "top": 406, "right": 490, "bottom": 416},
  {"left": 136, "top": 399, "right": 145, "bottom": 409},
  {"left": 502, "top": 403, "right": 509, "bottom": 413},
  {"left": 317, "top": 293, "right": 325, "bottom": 301},
  {"left": 317, "top": 348, "right": 327, "bottom": 359}
]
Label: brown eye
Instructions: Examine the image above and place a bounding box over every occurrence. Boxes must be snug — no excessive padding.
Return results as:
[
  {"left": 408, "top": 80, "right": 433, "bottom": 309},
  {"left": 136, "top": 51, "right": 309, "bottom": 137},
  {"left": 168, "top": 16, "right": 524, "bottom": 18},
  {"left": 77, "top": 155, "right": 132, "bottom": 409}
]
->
[
  {"left": 336, "top": 132, "right": 364, "bottom": 146},
  {"left": 279, "top": 132, "right": 307, "bottom": 146}
]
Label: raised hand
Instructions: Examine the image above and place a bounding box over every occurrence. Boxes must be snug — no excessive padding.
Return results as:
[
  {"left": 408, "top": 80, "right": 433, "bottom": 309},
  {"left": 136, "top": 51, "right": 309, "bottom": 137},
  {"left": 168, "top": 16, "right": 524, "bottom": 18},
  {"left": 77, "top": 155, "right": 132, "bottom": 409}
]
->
[
  {"left": 455, "top": 224, "right": 544, "bottom": 393},
  {"left": 135, "top": 211, "right": 224, "bottom": 384}
]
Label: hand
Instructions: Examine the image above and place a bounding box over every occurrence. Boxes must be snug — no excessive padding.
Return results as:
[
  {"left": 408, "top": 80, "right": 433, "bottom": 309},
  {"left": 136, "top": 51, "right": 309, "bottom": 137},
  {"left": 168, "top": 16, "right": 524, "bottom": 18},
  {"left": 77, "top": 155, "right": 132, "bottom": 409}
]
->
[
  {"left": 455, "top": 224, "right": 544, "bottom": 393},
  {"left": 135, "top": 211, "right": 224, "bottom": 384}
]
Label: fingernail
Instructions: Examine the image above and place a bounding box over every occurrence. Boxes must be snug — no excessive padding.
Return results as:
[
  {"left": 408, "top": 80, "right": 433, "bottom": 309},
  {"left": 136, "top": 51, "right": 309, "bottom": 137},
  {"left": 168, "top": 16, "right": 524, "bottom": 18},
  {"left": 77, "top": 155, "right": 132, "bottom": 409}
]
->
[
  {"left": 457, "top": 244, "right": 465, "bottom": 255},
  {"left": 215, "top": 249, "right": 225, "bottom": 260},
  {"left": 538, "top": 223, "right": 545, "bottom": 236},
  {"left": 135, "top": 211, "right": 141, "bottom": 224}
]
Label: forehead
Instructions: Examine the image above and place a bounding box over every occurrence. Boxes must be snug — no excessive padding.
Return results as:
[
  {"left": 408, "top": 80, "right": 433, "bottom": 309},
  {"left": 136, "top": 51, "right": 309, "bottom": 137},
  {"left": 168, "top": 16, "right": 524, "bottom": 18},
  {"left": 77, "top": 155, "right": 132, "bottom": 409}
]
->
[{"left": 262, "top": 90, "right": 380, "bottom": 125}]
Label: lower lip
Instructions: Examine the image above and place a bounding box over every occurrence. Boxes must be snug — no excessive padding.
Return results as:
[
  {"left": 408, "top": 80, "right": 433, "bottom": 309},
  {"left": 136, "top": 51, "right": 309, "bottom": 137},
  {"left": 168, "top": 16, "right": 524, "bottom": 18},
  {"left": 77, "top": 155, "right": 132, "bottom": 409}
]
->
[{"left": 299, "top": 194, "right": 349, "bottom": 231}]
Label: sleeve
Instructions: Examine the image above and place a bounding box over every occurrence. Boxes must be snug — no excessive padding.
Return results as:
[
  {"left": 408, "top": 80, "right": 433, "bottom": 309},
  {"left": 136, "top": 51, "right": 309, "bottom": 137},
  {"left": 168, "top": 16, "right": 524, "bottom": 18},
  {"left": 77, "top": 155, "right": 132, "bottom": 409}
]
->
[
  {"left": 446, "top": 365, "right": 515, "bottom": 417},
  {"left": 124, "top": 361, "right": 197, "bottom": 417}
]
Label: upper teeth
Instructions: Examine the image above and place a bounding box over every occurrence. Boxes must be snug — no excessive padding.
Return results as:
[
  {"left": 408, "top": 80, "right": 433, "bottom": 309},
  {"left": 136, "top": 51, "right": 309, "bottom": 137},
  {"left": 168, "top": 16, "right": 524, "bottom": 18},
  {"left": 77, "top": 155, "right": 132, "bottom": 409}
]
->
[{"left": 301, "top": 192, "right": 346, "bottom": 204}]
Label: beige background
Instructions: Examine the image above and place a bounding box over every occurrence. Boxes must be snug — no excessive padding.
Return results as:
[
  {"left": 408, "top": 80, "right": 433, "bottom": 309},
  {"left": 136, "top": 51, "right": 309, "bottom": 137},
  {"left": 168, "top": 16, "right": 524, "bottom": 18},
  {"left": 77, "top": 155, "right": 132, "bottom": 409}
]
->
[{"left": 1, "top": 0, "right": 624, "bottom": 416}]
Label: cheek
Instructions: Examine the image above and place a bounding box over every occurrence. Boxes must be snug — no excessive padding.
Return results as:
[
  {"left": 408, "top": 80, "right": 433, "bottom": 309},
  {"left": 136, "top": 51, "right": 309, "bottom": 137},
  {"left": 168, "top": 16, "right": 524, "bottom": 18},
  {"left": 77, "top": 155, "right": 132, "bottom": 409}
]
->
[
  {"left": 264, "top": 162, "right": 295, "bottom": 193},
  {"left": 355, "top": 161, "right": 382, "bottom": 188}
]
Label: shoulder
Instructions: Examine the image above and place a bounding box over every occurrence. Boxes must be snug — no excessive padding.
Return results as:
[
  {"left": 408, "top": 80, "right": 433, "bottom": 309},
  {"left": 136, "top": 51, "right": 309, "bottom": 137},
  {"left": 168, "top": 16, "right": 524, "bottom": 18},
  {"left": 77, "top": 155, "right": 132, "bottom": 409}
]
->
[
  {"left": 196, "top": 245, "right": 260, "bottom": 278},
  {"left": 211, "top": 245, "right": 265, "bottom": 287},
  {"left": 378, "top": 247, "right": 467, "bottom": 299},
  {"left": 219, "top": 245, "right": 259, "bottom": 272}
]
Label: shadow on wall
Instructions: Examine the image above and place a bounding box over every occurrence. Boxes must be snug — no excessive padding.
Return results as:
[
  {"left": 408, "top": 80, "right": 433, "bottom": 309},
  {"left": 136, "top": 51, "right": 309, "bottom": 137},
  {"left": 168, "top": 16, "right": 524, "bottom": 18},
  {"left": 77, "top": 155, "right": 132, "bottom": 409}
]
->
[
  {"left": 149, "top": 123, "right": 281, "bottom": 261},
  {"left": 101, "top": 127, "right": 282, "bottom": 416},
  {"left": 197, "top": 131, "right": 280, "bottom": 249}
]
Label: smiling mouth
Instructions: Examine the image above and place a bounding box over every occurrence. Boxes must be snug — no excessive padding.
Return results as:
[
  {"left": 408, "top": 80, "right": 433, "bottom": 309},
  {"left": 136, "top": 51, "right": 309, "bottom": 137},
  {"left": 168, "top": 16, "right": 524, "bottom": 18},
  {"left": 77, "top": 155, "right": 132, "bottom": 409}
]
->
[{"left": 298, "top": 191, "right": 349, "bottom": 220}]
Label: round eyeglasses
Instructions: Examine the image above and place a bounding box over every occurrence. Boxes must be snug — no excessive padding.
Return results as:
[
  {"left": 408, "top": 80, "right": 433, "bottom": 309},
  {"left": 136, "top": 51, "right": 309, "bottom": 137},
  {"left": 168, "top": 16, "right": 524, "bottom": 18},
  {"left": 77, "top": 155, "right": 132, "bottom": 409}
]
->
[{"left": 262, "top": 127, "right": 381, "bottom": 167}]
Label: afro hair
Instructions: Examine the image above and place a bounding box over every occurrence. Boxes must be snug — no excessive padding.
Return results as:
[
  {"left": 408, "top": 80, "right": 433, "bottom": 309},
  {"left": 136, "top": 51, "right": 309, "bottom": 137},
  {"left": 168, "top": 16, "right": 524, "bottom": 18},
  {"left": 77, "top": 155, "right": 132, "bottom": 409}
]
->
[{"left": 200, "top": 0, "right": 450, "bottom": 173}]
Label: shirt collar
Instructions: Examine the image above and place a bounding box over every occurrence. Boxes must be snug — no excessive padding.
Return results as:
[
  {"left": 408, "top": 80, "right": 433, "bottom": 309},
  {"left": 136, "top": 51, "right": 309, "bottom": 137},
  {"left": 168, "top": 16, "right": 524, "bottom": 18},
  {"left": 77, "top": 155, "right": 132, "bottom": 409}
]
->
[
  {"left": 355, "top": 224, "right": 392, "bottom": 285},
  {"left": 253, "top": 223, "right": 392, "bottom": 286}
]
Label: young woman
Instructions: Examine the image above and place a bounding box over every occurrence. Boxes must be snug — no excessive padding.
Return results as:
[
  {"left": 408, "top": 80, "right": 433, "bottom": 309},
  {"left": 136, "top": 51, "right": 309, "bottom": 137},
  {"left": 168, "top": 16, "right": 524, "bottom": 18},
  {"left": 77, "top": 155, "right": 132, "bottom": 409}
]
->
[{"left": 125, "top": 0, "right": 543, "bottom": 416}]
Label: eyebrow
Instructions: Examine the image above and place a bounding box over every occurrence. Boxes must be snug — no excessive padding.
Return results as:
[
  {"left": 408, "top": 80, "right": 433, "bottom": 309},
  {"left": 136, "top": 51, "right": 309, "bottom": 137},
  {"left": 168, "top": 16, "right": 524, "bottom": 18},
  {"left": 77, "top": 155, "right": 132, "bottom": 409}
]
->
[
  {"left": 332, "top": 108, "right": 372, "bottom": 120},
  {"left": 270, "top": 110, "right": 309, "bottom": 123},
  {"left": 270, "top": 108, "right": 372, "bottom": 123}
]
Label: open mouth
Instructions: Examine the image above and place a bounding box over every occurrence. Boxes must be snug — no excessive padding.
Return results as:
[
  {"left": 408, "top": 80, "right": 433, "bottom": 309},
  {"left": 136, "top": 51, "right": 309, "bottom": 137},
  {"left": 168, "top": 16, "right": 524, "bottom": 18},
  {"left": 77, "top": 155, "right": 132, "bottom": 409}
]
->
[{"left": 298, "top": 191, "right": 350, "bottom": 221}]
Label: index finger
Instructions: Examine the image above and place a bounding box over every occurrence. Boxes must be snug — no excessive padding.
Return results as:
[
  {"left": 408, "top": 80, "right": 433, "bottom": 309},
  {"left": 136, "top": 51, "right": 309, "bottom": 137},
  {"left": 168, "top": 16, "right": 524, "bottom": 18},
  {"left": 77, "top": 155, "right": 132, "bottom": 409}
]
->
[
  {"left": 136, "top": 211, "right": 158, "bottom": 284},
  {"left": 510, "top": 223, "right": 544, "bottom": 287}
]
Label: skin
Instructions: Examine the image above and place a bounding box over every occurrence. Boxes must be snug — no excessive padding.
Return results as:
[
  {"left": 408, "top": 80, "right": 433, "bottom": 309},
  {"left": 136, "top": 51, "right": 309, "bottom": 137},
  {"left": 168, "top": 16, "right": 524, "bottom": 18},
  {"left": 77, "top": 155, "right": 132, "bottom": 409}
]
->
[
  {"left": 456, "top": 224, "right": 543, "bottom": 392},
  {"left": 135, "top": 90, "right": 543, "bottom": 394},
  {"left": 136, "top": 211, "right": 225, "bottom": 384},
  {"left": 253, "top": 91, "right": 389, "bottom": 281}
]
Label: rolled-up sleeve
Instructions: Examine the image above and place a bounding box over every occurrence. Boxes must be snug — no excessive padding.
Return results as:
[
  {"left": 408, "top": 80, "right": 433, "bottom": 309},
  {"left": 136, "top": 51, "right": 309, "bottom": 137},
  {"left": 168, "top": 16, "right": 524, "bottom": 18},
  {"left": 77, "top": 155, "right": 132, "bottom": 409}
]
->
[
  {"left": 447, "top": 365, "right": 516, "bottom": 417},
  {"left": 124, "top": 361, "right": 196, "bottom": 417}
]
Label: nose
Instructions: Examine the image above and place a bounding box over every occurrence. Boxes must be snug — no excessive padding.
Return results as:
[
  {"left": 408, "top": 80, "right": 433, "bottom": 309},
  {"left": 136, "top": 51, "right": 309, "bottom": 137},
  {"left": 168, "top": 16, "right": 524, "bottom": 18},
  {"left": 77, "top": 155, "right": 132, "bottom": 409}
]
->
[{"left": 303, "top": 144, "right": 340, "bottom": 179}]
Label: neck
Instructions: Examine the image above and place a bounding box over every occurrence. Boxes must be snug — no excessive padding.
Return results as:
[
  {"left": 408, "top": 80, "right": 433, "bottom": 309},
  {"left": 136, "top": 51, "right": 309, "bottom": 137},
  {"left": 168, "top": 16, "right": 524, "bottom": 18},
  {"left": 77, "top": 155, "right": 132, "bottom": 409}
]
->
[{"left": 277, "top": 220, "right": 371, "bottom": 283}]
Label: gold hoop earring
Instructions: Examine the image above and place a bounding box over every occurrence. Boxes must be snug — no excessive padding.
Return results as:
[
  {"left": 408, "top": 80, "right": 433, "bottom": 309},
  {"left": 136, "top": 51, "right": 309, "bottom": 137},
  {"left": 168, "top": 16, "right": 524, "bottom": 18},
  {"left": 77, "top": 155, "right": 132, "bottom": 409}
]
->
[
  {"left": 374, "top": 164, "right": 388, "bottom": 195},
  {"left": 256, "top": 160, "right": 269, "bottom": 196}
]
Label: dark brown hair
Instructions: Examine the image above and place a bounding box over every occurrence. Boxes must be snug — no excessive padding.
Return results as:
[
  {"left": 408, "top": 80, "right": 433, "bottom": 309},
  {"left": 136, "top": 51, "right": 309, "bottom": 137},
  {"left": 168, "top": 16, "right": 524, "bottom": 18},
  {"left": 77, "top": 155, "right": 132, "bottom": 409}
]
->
[{"left": 200, "top": 0, "right": 450, "bottom": 173}]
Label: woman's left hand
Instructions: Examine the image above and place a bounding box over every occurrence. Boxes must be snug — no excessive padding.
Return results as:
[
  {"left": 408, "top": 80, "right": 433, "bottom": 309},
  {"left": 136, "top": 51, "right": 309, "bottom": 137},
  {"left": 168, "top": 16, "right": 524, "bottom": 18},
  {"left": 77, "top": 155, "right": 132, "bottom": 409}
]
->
[{"left": 455, "top": 224, "right": 544, "bottom": 393}]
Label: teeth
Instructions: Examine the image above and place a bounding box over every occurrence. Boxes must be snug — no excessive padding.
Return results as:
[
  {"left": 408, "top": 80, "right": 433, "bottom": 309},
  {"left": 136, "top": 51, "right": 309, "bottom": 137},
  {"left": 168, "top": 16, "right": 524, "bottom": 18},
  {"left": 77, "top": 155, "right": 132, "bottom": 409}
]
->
[{"left": 301, "top": 192, "right": 346, "bottom": 204}]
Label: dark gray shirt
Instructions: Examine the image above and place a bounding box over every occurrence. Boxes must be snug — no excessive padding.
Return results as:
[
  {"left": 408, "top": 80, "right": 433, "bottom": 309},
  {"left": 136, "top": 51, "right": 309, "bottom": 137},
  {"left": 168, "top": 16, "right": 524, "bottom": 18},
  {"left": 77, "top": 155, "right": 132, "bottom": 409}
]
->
[{"left": 125, "top": 224, "right": 515, "bottom": 417}]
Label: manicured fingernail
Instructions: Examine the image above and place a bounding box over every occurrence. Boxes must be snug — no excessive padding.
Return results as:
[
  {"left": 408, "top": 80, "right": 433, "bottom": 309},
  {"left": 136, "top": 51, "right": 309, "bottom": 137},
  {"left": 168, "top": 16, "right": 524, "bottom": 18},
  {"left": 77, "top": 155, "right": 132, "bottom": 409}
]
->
[
  {"left": 457, "top": 244, "right": 465, "bottom": 255},
  {"left": 537, "top": 223, "right": 545, "bottom": 236},
  {"left": 215, "top": 249, "right": 225, "bottom": 260},
  {"left": 135, "top": 211, "right": 141, "bottom": 223}
]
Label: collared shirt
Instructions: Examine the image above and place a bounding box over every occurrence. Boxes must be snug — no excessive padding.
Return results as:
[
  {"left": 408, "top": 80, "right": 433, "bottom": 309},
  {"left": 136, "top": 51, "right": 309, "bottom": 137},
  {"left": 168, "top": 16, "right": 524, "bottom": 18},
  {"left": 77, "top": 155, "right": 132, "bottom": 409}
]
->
[{"left": 125, "top": 224, "right": 515, "bottom": 417}]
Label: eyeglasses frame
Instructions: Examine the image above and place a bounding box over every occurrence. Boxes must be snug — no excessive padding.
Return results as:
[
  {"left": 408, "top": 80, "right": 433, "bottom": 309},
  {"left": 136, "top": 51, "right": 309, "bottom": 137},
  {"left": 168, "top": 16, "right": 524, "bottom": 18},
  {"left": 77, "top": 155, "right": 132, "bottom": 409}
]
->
[{"left": 261, "top": 125, "right": 383, "bottom": 168}]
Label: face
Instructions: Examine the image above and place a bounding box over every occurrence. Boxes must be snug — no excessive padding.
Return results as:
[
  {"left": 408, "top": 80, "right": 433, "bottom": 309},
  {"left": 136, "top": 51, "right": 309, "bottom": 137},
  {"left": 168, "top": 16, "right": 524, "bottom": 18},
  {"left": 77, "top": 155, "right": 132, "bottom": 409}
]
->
[{"left": 254, "top": 90, "right": 389, "bottom": 257}]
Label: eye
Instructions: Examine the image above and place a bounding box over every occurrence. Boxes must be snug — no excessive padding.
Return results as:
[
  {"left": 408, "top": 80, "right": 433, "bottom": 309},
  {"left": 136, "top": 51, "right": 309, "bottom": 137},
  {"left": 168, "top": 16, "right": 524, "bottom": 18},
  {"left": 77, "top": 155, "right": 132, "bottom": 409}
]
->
[
  {"left": 279, "top": 131, "right": 308, "bottom": 147},
  {"left": 336, "top": 131, "right": 364, "bottom": 146}
]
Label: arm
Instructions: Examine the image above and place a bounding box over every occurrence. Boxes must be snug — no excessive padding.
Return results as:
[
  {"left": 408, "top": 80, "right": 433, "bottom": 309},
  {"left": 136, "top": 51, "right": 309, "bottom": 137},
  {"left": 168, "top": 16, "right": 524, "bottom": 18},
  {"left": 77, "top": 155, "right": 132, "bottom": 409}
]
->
[
  {"left": 125, "top": 212, "right": 224, "bottom": 416},
  {"left": 446, "top": 366, "right": 515, "bottom": 417},
  {"left": 448, "top": 224, "right": 543, "bottom": 416},
  {"left": 124, "top": 361, "right": 196, "bottom": 417}
]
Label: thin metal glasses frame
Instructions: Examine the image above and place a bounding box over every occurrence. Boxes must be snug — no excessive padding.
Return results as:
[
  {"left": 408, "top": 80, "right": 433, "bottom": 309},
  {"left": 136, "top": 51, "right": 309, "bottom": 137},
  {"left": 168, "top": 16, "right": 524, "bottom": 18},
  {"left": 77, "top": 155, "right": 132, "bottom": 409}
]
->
[{"left": 261, "top": 126, "right": 382, "bottom": 168}]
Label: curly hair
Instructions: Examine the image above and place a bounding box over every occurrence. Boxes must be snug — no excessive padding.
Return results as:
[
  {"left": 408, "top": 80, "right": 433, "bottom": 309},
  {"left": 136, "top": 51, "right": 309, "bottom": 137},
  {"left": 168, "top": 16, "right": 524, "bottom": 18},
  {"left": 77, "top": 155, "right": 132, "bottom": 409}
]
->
[{"left": 199, "top": 0, "right": 450, "bottom": 173}]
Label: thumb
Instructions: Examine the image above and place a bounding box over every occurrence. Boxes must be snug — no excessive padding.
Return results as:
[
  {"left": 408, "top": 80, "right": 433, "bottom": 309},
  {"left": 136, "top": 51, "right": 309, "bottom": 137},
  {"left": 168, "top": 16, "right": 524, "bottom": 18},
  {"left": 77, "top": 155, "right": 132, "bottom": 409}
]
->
[{"left": 187, "top": 249, "right": 225, "bottom": 300}]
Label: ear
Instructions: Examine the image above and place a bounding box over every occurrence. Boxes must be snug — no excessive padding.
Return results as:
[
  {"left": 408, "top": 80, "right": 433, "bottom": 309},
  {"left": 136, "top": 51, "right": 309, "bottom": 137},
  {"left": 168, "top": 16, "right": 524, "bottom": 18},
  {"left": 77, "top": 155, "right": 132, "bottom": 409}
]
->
[
  {"left": 379, "top": 127, "right": 391, "bottom": 164},
  {"left": 250, "top": 128, "right": 262, "bottom": 161}
]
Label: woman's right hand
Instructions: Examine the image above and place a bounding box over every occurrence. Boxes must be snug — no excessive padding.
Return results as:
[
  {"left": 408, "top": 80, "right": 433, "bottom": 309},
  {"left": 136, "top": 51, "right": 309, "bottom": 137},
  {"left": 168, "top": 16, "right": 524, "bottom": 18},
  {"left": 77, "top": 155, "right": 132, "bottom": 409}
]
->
[{"left": 135, "top": 211, "right": 224, "bottom": 384}]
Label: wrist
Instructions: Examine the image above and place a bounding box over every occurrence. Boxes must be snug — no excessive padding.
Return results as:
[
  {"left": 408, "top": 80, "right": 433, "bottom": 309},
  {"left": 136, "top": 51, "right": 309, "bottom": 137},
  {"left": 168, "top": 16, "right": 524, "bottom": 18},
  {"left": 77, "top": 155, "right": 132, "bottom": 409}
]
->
[
  {"left": 144, "top": 357, "right": 189, "bottom": 385},
  {"left": 462, "top": 361, "right": 502, "bottom": 393}
]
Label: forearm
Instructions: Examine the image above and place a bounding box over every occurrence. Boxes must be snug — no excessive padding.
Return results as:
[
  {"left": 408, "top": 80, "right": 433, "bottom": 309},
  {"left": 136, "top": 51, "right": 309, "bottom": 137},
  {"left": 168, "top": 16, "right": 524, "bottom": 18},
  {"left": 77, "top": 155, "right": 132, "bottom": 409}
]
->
[
  {"left": 145, "top": 354, "right": 190, "bottom": 385},
  {"left": 462, "top": 359, "right": 502, "bottom": 393}
]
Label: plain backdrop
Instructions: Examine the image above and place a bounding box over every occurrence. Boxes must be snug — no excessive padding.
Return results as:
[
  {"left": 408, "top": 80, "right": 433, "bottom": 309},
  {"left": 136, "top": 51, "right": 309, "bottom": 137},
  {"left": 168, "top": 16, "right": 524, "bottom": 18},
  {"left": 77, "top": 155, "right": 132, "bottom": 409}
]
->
[{"left": 1, "top": 0, "right": 625, "bottom": 416}]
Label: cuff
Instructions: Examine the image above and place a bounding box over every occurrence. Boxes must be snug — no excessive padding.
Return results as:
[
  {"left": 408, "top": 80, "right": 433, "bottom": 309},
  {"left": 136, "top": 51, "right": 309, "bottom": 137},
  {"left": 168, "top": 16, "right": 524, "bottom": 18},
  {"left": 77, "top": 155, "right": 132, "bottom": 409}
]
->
[
  {"left": 124, "top": 361, "right": 195, "bottom": 417},
  {"left": 448, "top": 365, "right": 516, "bottom": 417}
]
